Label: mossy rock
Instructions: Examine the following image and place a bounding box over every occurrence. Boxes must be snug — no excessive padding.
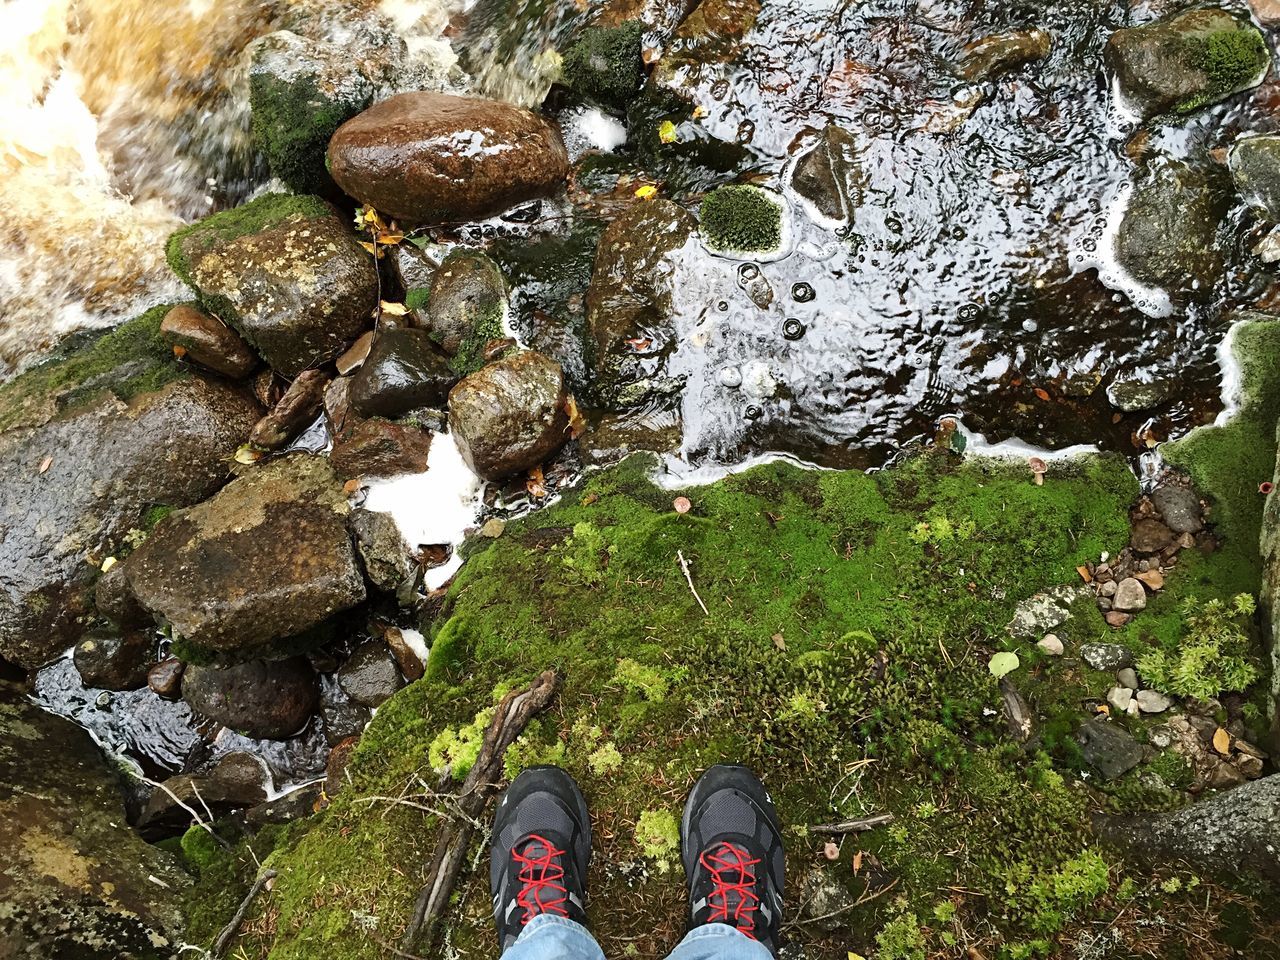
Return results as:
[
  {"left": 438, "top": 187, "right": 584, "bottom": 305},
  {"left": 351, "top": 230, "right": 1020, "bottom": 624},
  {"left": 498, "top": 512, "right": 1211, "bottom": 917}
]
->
[
  {"left": 421, "top": 248, "right": 509, "bottom": 377},
  {"left": 560, "top": 22, "right": 645, "bottom": 110},
  {"left": 698, "top": 184, "right": 784, "bottom": 255}
]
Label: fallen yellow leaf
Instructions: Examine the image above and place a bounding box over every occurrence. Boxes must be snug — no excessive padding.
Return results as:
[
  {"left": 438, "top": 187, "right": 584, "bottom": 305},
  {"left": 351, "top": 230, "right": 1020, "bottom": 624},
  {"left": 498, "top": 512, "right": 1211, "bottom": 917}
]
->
[
  {"left": 635, "top": 184, "right": 658, "bottom": 199},
  {"left": 380, "top": 301, "right": 410, "bottom": 317},
  {"left": 658, "top": 120, "right": 678, "bottom": 144},
  {"left": 234, "top": 444, "right": 262, "bottom": 465},
  {"left": 1212, "top": 727, "right": 1232, "bottom": 755},
  {"left": 101, "top": 555, "right": 117, "bottom": 572}
]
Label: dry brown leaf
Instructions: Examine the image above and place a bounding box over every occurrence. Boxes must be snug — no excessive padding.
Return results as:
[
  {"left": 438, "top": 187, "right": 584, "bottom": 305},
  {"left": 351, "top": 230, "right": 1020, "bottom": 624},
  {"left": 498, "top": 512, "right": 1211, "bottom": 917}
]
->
[
  {"left": 172, "top": 344, "right": 187, "bottom": 358},
  {"left": 38, "top": 455, "right": 52, "bottom": 474},
  {"left": 527, "top": 465, "right": 548, "bottom": 499},
  {"left": 1212, "top": 727, "right": 1232, "bottom": 755},
  {"left": 772, "top": 632, "right": 786, "bottom": 651},
  {"left": 1034, "top": 387, "right": 1050, "bottom": 401},
  {"left": 851, "top": 849, "right": 864, "bottom": 874},
  {"left": 1076, "top": 564, "right": 1093, "bottom": 583},
  {"left": 565, "top": 394, "right": 586, "bottom": 439},
  {"left": 343, "top": 478, "right": 363, "bottom": 496}
]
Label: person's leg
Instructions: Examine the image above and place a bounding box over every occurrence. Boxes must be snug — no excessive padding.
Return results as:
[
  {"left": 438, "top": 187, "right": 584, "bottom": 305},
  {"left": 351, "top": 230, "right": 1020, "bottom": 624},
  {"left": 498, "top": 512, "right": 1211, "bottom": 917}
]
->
[
  {"left": 676, "top": 765, "right": 786, "bottom": 959},
  {"left": 491, "top": 767, "right": 602, "bottom": 960}
]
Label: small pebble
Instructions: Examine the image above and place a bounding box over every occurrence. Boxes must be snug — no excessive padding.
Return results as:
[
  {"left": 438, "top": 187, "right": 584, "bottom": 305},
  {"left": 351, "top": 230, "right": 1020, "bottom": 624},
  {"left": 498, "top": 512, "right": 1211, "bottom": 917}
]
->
[
  {"left": 1037, "top": 634, "right": 1064, "bottom": 656},
  {"left": 1135, "top": 689, "right": 1172, "bottom": 714},
  {"left": 1107, "top": 686, "right": 1134, "bottom": 712},
  {"left": 719, "top": 366, "right": 743, "bottom": 388},
  {"left": 1104, "top": 611, "right": 1132, "bottom": 628},
  {"left": 1117, "top": 667, "right": 1139, "bottom": 689}
]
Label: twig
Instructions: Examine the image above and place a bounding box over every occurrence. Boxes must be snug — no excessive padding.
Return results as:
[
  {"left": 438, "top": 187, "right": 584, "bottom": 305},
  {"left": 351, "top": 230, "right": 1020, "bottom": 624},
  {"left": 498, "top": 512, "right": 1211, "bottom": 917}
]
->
[
  {"left": 786, "top": 878, "right": 899, "bottom": 929},
  {"left": 140, "top": 775, "right": 230, "bottom": 850},
  {"left": 809, "top": 813, "right": 895, "bottom": 834},
  {"left": 210, "top": 869, "right": 276, "bottom": 959},
  {"left": 677, "top": 550, "right": 709, "bottom": 615},
  {"left": 400, "top": 670, "right": 561, "bottom": 953}
]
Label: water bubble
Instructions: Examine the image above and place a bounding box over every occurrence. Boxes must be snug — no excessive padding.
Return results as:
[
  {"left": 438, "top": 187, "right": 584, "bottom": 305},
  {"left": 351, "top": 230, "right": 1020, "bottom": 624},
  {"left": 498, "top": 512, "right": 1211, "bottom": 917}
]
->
[
  {"left": 719, "top": 366, "right": 743, "bottom": 388},
  {"left": 782, "top": 318, "right": 807, "bottom": 341},
  {"left": 792, "top": 282, "right": 815, "bottom": 302},
  {"left": 738, "top": 263, "right": 760, "bottom": 282},
  {"left": 745, "top": 405, "right": 763, "bottom": 421},
  {"left": 717, "top": 300, "right": 730, "bottom": 312},
  {"left": 736, "top": 120, "right": 756, "bottom": 143},
  {"left": 835, "top": 225, "right": 852, "bottom": 239},
  {"left": 958, "top": 303, "right": 979, "bottom": 320},
  {"left": 885, "top": 215, "right": 903, "bottom": 235},
  {"left": 1082, "top": 238, "right": 1097, "bottom": 253},
  {"left": 1022, "top": 319, "right": 1039, "bottom": 333}
]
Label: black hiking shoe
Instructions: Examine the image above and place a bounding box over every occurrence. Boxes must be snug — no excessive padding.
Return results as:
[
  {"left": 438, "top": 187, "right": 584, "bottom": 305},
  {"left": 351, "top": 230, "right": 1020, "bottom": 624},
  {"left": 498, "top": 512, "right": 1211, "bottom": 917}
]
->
[
  {"left": 490, "top": 766, "right": 591, "bottom": 953},
  {"left": 681, "top": 765, "right": 785, "bottom": 956}
]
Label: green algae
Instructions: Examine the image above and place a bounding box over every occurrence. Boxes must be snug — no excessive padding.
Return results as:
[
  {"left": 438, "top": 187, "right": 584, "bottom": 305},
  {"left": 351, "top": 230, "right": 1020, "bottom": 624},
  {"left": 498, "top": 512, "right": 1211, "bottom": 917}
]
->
[
  {"left": 0, "top": 304, "right": 186, "bottom": 432},
  {"left": 1177, "top": 24, "right": 1270, "bottom": 113}
]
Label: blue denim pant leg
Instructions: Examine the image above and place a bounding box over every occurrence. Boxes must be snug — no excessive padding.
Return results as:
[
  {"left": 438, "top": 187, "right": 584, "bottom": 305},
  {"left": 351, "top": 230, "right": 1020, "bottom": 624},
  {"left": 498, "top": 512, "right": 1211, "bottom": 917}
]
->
[
  {"left": 503, "top": 915, "right": 606, "bottom": 960},
  {"left": 666, "top": 923, "right": 775, "bottom": 960}
]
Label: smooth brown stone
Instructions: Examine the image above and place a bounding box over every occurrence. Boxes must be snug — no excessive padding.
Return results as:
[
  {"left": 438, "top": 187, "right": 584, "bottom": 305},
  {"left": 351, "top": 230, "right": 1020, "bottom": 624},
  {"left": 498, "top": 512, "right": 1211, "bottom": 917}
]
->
[{"left": 161, "top": 305, "right": 257, "bottom": 378}]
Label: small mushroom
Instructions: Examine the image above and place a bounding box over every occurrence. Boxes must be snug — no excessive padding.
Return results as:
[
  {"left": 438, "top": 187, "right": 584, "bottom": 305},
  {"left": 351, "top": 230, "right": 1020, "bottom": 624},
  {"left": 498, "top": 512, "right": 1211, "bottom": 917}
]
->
[
  {"left": 1260, "top": 481, "right": 1275, "bottom": 496},
  {"left": 673, "top": 496, "right": 692, "bottom": 514},
  {"left": 1029, "top": 456, "right": 1047, "bottom": 486}
]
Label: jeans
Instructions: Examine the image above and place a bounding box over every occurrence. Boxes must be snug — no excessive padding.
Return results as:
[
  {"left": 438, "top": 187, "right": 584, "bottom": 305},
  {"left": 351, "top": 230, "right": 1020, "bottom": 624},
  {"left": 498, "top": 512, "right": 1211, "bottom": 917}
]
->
[{"left": 503, "top": 915, "right": 774, "bottom": 960}]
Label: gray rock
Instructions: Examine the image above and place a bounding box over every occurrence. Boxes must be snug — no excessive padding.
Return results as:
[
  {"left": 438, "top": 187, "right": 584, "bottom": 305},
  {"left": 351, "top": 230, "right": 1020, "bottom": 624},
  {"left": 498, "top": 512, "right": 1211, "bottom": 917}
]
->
[
  {"left": 799, "top": 868, "right": 862, "bottom": 932},
  {"left": 1104, "top": 9, "right": 1270, "bottom": 120},
  {"left": 1136, "top": 689, "right": 1173, "bottom": 714},
  {"left": 327, "top": 92, "right": 570, "bottom": 225},
  {"left": 1108, "top": 686, "right": 1135, "bottom": 713},
  {"left": 0, "top": 682, "right": 189, "bottom": 955},
  {"left": 1007, "top": 585, "right": 1090, "bottom": 641},
  {"left": 330, "top": 417, "right": 432, "bottom": 481},
  {"left": 349, "top": 509, "right": 416, "bottom": 593},
  {"left": 338, "top": 640, "right": 406, "bottom": 708},
  {"left": 168, "top": 194, "right": 379, "bottom": 377},
  {"left": 320, "top": 687, "right": 372, "bottom": 746},
  {"left": 1106, "top": 376, "right": 1174, "bottom": 413},
  {"left": 245, "top": 782, "right": 325, "bottom": 827},
  {"left": 148, "top": 658, "right": 185, "bottom": 700},
  {"left": 1131, "top": 517, "right": 1175, "bottom": 554},
  {"left": 422, "top": 248, "right": 508, "bottom": 375},
  {"left": 791, "top": 125, "right": 861, "bottom": 223},
  {"left": 123, "top": 455, "right": 366, "bottom": 657},
  {"left": 1229, "top": 135, "right": 1280, "bottom": 220},
  {"left": 585, "top": 199, "right": 696, "bottom": 408},
  {"left": 1114, "top": 159, "right": 1230, "bottom": 302},
  {"left": 393, "top": 243, "right": 441, "bottom": 295},
  {"left": 448, "top": 351, "right": 572, "bottom": 480},
  {"left": 1099, "top": 774, "right": 1280, "bottom": 882},
  {"left": 0, "top": 373, "right": 261, "bottom": 669},
  {"left": 349, "top": 327, "right": 458, "bottom": 420},
  {"left": 1151, "top": 484, "right": 1203, "bottom": 534},
  {"left": 1081, "top": 642, "right": 1134, "bottom": 671},
  {"left": 183, "top": 658, "right": 319, "bottom": 740},
  {"left": 73, "top": 629, "right": 154, "bottom": 691},
  {"left": 1118, "top": 667, "right": 1140, "bottom": 689},
  {"left": 1078, "top": 716, "right": 1144, "bottom": 780},
  {"left": 94, "top": 561, "right": 148, "bottom": 630},
  {"left": 1037, "top": 634, "right": 1064, "bottom": 656},
  {"left": 1113, "top": 578, "right": 1148, "bottom": 614}
]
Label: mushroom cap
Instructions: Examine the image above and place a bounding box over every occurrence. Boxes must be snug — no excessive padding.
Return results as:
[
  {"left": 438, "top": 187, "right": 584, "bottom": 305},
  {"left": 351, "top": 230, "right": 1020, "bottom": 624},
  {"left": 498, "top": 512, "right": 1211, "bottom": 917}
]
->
[{"left": 1028, "top": 456, "right": 1048, "bottom": 472}]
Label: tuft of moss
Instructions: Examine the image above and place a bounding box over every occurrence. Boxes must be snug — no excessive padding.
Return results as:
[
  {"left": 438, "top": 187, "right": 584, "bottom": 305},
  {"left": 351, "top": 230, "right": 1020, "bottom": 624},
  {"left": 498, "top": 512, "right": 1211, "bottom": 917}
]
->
[
  {"left": 561, "top": 22, "right": 645, "bottom": 110},
  {"left": 699, "top": 184, "right": 783, "bottom": 254},
  {"left": 165, "top": 193, "right": 334, "bottom": 289},
  {"left": 249, "top": 72, "right": 364, "bottom": 195},
  {"left": 1177, "top": 23, "right": 1270, "bottom": 113},
  {"left": 404, "top": 287, "right": 431, "bottom": 312},
  {"left": 635, "top": 808, "right": 680, "bottom": 864},
  {"left": 0, "top": 304, "right": 187, "bottom": 432}
]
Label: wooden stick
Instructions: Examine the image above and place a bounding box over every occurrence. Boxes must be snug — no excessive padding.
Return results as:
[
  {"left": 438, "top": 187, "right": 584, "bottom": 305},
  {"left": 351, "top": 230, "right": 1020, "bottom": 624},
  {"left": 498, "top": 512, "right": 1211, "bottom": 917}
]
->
[
  {"left": 677, "top": 550, "right": 709, "bottom": 615},
  {"left": 400, "top": 670, "right": 561, "bottom": 953},
  {"left": 809, "top": 813, "right": 895, "bottom": 834},
  {"left": 210, "top": 869, "right": 276, "bottom": 958}
]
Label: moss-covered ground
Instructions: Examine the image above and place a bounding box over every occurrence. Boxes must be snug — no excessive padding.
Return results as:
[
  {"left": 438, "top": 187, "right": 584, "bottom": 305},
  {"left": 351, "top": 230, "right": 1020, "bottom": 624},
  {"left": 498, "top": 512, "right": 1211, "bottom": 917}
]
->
[{"left": 185, "top": 449, "right": 1278, "bottom": 959}]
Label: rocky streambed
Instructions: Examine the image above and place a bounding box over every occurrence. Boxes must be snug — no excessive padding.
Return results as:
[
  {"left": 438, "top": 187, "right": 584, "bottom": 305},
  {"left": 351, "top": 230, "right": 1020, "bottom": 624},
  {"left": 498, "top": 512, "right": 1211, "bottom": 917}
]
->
[{"left": 3, "top": 0, "right": 1280, "bottom": 957}]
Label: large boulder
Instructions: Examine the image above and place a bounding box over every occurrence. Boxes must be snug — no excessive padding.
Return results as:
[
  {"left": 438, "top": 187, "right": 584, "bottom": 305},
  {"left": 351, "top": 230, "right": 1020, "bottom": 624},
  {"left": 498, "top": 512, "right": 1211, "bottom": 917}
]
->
[
  {"left": 1104, "top": 9, "right": 1270, "bottom": 119},
  {"left": 327, "top": 92, "right": 570, "bottom": 224},
  {"left": 0, "top": 682, "right": 189, "bottom": 956},
  {"left": 0, "top": 312, "right": 262, "bottom": 668},
  {"left": 585, "top": 199, "right": 696, "bottom": 408},
  {"left": 1228, "top": 135, "right": 1280, "bottom": 220},
  {"left": 182, "top": 658, "right": 320, "bottom": 740},
  {"left": 166, "top": 194, "right": 379, "bottom": 376},
  {"left": 1113, "top": 158, "right": 1230, "bottom": 301},
  {"left": 448, "top": 351, "right": 572, "bottom": 480},
  {"left": 122, "top": 454, "right": 366, "bottom": 657}
]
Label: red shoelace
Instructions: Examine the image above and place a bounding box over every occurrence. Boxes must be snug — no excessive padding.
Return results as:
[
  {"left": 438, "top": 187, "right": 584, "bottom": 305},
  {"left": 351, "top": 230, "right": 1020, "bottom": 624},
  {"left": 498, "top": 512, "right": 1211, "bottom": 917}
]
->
[
  {"left": 513, "top": 835, "right": 569, "bottom": 924},
  {"left": 699, "top": 842, "right": 761, "bottom": 938}
]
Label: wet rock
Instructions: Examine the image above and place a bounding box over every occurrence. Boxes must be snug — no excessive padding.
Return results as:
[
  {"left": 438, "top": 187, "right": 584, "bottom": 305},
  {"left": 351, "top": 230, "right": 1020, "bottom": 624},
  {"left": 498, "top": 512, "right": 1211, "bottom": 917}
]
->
[
  {"left": 1037, "top": 634, "right": 1064, "bottom": 656},
  {"left": 249, "top": 368, "right": 330, "bottom": 450},
  {"left": 1251, "top": 0, "right": 1280, "bottom": 27},
  {"left": 589, "top": 0, "right": 699, "bottom": 51},
  {"left": 1104, "top": 9, "right": 1270, "bottom": 120},
  {"left": 137, "top": 752, "right": 268, "bottom": 838},
  {"left": 328, "top": 92, "right": 570, "bottom": 224},
  {"left": 1136, "top": 689, "right": 1172, "bottom": 714},
  {"left": 1006, "top": 585, "right": 1090, "bottom": 640},
  {"left": 148, "top": 658, "right": 184, "bottom": 700},
  {"left": 336, "top": 331, "right": 375, "bottom": 376},
  {"left": 957, "top": 28, "right": 1052, "bottom": 83},
  {"left": 561, "top": 22, "right": 645, "bottom": 109},
  {"left": 449, "top": 351, "right": 572, "bottom": 480},
  {"left": 0, "top": 372, "right": 261, "bottom": 669},
  {"left": 423, "top": 248, "right": 509, "bottom": 375},
  {"left": 324, "top": 374, "right": 355, "bottom": 436},
  {"left": 1152, "top": 484, "right": 1203, "bottom": 534},
  {"left": 245, "top": 782, "right": 324, "bottom": 827},
  {"left": 791, "top": 125, "right": 861, "bottom": 223},
  {"left": 338, "top": 640, "right": 405, "bottom": 708},
  {"left": 167, "top": 194, "right": 379, "bottom": 377},
  {"left": 384, "top": 627, "right": 425, "bottom": 682},
  {"left": 349, "top": 509, "right": 416, "bottom": 593},
  {"left": 1108, "top": 687, "right": 1135, "bottom": 713},
  {"left": 1113, "top": 578, "right": 1148, "bottom": 613},
  {"left": 321, "top": 691, "right": 371, "bottom": 747},
  {"left": 582, "top": 408, "right": 683, "bottom": 465},
  {"left": 183, "top": 658, "right": 319, "bottom": 740},
  {"left": 1131, "top": 516, "right": 1175, "bottom": 554},
  {"left": 1, "top": 683, "right": 189, "bottom": 955},
  {"left": 160, "top": 304, "right": 257, "bottom": 379},
  {"left": 394, "top": 242, "right": 441, "bottom": 296},
  {"left": 1113, "top": 159, "right": 1230, "bottom": 301},
  {"left": 330, "top": 417, "right": 432, "bottom": 481},
  {"left": 1078, "top": 716, "right": 1143, "bottom": 780},
  {"left": 123, "top": 454, "right": 365, "bottom": 656},
  {"left": 349, "top": 327, "right": 458, "bottom": 420},
  {"left": 1082, "top": 642, "right": 1134, "bottom": 671},
  {"left": 1100, "top": 774, "right": 1280, "bottom": 882},
  {"left": 586, "top": 199, "right": 696, "bottom": 408},
  {"left": 1229, "top": 135, "right": 1280, "bottom": 220},
  {"left": 73, "top": 628, "right": 153, "bottom": 691},
  {"left": 1106, "top": 376, "right": 1174, "bottom": 413},
  {"left": 94, "top": 561, "right": 147, "bottom": 630}
]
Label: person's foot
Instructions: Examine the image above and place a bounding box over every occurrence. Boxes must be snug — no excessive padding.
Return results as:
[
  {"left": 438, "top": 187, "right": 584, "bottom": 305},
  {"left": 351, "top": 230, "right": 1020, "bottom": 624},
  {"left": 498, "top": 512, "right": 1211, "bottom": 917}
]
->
[
  {"left": 490, "top": 766, "right": 592, "bottom": 952},
  {"left": 681, "top": 765, "right": 785, "bottom": 956}
]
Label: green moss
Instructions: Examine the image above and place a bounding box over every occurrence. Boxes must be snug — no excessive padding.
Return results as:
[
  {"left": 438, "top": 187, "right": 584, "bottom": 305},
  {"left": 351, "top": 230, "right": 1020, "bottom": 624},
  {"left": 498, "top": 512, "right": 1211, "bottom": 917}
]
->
[
  {"left": 561, "top": 22, "right": 645, "bottom": 110},
  {"left": 179, "top": 824, "right": 223, "bottom": 874},
  {"left": 249, "top": 71, "right": 365, "bottom": 194},
  {"left": 635, "top": 808, "right": 680, "bottom": 865},
  {"left": 405, "top": 287, "right": 432, "bottom": 312},
  {"left": 165, "top": 193, "right": 333, "bottom": 289},
  {"left": 699, "top": 184, "right": 783, "bottom": 253},
  {"left": 1136, "top": 594, "right": 1260, "bottom": 699},
  {"left": 876, "top": 911, "right": 926, "bottom": 960},
  {"left": 0, "top": 304, "right": 186, "bottom": 432}
]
